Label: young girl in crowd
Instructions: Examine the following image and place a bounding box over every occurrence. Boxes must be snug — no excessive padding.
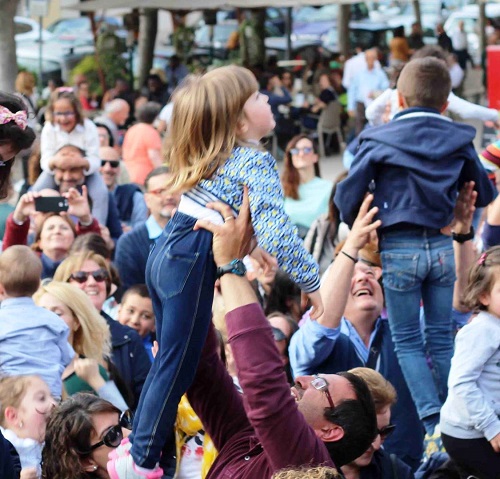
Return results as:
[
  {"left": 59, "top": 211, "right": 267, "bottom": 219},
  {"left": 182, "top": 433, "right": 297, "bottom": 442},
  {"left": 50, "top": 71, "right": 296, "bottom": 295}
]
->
[
  {"left": 440, "top": 246, "right": 500, "bottom": 478},
  {"left": 32, "top": 89, "right": 109, "bottom": 224},
  {"left": 0, "top": 375, "right": 56, "bottom": 479},
  {"left": 0, "top": 91, "right": 36, "bottom": 198},
  {"left": 108, "top": 65, "right": 323, "bottom": 478}
]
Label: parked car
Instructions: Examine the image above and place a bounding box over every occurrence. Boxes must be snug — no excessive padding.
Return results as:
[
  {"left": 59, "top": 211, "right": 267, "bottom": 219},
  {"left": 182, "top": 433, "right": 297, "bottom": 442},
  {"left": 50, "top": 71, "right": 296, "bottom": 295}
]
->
[
  {"left": 46, "top": 15, "right": 127, "bottom": 46},
  {"left": 15, "top": 16, "right": 53, "bottom": 43},
  {"left": 321, "top": 21, "right": 402, "bottom": 59}
]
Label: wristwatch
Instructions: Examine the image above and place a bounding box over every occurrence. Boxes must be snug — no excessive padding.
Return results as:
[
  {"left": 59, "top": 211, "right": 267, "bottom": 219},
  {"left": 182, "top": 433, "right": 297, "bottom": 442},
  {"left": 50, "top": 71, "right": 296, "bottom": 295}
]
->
[
  {"left": 216, "top": 259, "right": 247, "bottom": 279},
  {"left": 452, "top": 226, "right": 474, "bottom": 244}
]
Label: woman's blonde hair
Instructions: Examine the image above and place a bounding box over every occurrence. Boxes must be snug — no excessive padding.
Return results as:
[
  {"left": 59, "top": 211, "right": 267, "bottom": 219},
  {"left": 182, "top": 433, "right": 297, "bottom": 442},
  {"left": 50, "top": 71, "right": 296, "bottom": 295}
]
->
[
  {"left": 165, "top": 65, "right": 258, "bottom": 192},
  {"left": 53, "top": 251, "right": 112, "bottom": 296},
  {"left": 33, "top": 282, "right": 111, "bottom": 361},
  {"left": 272, "top": 466, "right": 340, "bottom": 479}
]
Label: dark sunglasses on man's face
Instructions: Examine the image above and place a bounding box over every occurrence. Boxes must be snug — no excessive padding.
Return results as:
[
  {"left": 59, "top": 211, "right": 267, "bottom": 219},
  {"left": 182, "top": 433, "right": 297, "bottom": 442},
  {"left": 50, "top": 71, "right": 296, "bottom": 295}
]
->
[
  {"left": 69, "top": 269, "right": 109, "bottom": 284},
  {"left": 85, "top": 410, "right": 134, "bottom": 453},
  {"left": 101, "top": 160, "right": 120, "bottom": 168}
]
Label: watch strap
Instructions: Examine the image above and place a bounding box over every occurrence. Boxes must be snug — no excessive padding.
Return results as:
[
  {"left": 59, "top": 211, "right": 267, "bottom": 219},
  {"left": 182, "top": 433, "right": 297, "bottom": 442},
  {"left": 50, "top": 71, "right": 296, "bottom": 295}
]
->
[
  {"left": 452, "top": 226, "right": 474, "bottom": 244},
  {"left": 216, "top": 259, "right": 246, "bottom": 279}
]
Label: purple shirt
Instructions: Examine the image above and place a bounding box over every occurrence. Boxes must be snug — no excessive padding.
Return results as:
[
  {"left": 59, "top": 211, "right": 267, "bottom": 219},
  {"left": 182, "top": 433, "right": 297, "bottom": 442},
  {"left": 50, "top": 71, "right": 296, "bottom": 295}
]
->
[{"left": 187, "top": 303, "right": 335, "bottom": 478}]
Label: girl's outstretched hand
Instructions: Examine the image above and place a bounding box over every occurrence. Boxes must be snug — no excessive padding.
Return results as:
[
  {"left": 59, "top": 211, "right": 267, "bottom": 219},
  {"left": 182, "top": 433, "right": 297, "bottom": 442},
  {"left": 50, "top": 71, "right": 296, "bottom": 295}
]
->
[
  {"left": 307, "top": 290, "right": 324, "bottom": 320},
  {"left": 249, "top": 246, "right": 278, "bottom": 276}
]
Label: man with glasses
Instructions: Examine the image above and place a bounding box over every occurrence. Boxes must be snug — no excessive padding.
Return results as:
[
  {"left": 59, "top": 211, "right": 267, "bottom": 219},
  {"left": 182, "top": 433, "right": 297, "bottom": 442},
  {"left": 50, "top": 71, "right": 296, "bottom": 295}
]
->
[
  {"left": 115, "top": 166, "right": 180, "bottom": 290},
  {"left": 99, "top": 146, "right": 147, "bottom": 231},
  {"left": 152, "top": 194, "right": 378, "bottom": 478},
  {"left": 342, "top": 368, "right": 414, "bottom": 479},
  {"left": 289, "top": 195, "right": 423, "bottom": 470}
]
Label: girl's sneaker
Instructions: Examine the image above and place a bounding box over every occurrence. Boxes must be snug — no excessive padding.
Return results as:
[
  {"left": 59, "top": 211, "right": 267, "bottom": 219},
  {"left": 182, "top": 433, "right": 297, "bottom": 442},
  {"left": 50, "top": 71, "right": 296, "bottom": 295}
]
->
[{"left": 107, "top": 443, "right": 163, "bottom": 479}]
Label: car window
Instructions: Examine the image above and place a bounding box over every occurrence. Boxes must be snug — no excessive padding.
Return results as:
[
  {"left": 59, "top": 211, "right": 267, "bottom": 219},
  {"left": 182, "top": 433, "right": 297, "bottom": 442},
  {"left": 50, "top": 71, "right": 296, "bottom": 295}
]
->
[
  {"left": 48, "top": 17, "right": 90, "bottom": 34},
  {"left": 14, "top": 20, "right": 33, "bottom": 35}
]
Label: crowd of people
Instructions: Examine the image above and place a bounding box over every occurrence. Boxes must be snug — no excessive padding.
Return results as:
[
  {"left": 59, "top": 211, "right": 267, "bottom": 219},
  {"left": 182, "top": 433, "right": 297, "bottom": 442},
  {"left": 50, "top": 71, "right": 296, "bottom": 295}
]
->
[{"left": 0, "top": 28, "right": 499, "bottom": 479}]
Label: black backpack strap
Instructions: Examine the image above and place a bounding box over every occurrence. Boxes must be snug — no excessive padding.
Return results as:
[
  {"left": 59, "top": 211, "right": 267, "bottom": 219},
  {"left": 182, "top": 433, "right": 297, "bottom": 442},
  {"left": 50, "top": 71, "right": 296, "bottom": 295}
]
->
[
  {"left": 365, "top": 325, "right": 384, "bottom": 369},
  {"left": 390, "top": 454, "right": 399, "bottom": 479}
]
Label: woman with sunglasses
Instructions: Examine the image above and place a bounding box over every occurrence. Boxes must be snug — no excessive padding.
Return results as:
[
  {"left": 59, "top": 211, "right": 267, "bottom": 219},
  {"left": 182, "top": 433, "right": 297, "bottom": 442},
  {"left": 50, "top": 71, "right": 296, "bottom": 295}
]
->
[
  {"left": 2, "top": 187, "right": 101, "bottom": 279},
  {"left": 281, "top": 134, "right": 332, "bottom": 239},
  {"left": 33, "top": 281, "right": 129, "bottom": 411},
  {"left": 42, "top": 394, "right": 133, "bottom": 479},
  {"left": 341, "top": 368, "right": 414, "bottom": 479},
  {"left": 53, "top": 251, "right": 151, "bottom": 410}
]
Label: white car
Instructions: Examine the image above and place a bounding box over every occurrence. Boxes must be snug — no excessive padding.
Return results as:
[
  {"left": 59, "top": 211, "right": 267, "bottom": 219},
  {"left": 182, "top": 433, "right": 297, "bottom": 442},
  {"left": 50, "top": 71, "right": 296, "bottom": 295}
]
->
[{"left": 15, "top": 16, "right": 53, "bottom": 43}]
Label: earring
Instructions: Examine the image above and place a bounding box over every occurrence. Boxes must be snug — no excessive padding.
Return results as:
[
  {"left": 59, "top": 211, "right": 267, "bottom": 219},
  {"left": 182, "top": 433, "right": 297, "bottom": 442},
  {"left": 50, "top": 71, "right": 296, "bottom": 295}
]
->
[
  {"left": 93, "top": 466, "right": 98, "bottom": 471},
  {"left": 18, "top": 421, "right": 23, "bottom": 428}
]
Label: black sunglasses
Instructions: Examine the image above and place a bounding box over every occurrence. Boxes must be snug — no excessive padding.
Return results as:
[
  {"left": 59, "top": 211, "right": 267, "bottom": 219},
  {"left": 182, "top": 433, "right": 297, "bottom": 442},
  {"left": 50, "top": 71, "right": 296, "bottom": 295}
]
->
[
  {"left": 101, "top": 160, "right": 120, "bottom": 168},
  {"left": 85, "top": 410, "right": 134, "bottom": 453},
  {"left": 69, "top": 269, "right": 109, "bottom": 284},
  {"left": 378, "top": 424, "right": 396, "bottom": 440}
]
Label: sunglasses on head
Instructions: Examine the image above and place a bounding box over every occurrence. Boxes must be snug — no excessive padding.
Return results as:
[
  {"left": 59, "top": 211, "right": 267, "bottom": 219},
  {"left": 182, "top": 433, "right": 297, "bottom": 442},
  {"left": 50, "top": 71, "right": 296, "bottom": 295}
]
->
[
  {"left": 69, "top": 269, "right": 109, "bottom": 284},
  {"left": 84, "top": 410, "right": 134, "bottom": 453},
  {"left": 101, "top": 160, "right": 120, "bottom": 168},
  {"left": 378, "top": 424, "right": 396, "bottom": 440}
]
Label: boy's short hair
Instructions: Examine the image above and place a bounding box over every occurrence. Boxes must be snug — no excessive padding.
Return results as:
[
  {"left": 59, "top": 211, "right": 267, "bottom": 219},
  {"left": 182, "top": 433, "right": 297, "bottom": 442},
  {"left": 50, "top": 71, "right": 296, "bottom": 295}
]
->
[
  {"left": 0, "top": 246, "right": 41, "bottom": 297},
  {"left": 121, "top": 284, "right": 151, "bottom": 305},
  {"left": 349, "top": 367, "right": 397, "bottom": 414},
  {"left": 397, "top": 57, "right": 451, "bottom": 110}
]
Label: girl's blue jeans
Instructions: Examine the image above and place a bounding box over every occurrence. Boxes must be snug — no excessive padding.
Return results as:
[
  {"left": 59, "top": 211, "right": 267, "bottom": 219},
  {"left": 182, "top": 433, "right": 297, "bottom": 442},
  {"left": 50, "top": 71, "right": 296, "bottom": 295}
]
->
[
  {"left": 130, "top": 212, "right": 216, "bottom": 468},
  {"left": 380, "top": 227, "right": 455, "bottom": 424}
]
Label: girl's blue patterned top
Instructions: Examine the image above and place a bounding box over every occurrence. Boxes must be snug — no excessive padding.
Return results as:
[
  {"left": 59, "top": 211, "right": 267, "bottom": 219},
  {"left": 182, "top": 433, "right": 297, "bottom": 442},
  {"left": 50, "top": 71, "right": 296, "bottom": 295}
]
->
[{"left": 186, "top": 146, "right": 320, "bottom": 293}]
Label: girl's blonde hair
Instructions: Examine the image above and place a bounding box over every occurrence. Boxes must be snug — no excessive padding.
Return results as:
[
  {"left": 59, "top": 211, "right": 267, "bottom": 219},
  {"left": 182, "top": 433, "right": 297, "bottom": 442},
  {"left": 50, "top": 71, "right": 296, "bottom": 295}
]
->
[
  {"left": 463, "top": 246, "right": 500, "bottom": 312},
  {"left": 33, "top": 282, "right": 111, "bottom": 361},
  {"left": 165, "top": 65, "right": 258, "bottom": 193},
  {"left": 0, "top": 375, "right": 39, "bottom": 427}
]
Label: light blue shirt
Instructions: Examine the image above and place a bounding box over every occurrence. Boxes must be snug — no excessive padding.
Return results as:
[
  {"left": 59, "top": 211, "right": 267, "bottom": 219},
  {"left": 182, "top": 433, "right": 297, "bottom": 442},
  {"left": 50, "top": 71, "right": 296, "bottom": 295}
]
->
[
  {"left": 145, "top": 215, "right": 163, "bottom": 240},
  {"left": 289, "top": 315, "right": 383, "bottom": 377},
  {"left": 0, "top": 297, "right": 74, "bottom": 398},
  {"left": 347, "top": 67, "right": 389, "bottom": 112},
  {"left": 131, "top": 191, "right": 149, "bottom": 228}
]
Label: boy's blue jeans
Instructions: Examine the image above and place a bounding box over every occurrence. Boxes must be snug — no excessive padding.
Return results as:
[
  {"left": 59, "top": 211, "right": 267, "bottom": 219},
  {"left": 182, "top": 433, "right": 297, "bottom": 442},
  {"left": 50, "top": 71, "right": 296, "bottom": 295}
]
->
[
  {"left": 130, "top": 212, "right": 216, "bottom": 469},
  {"left": 380, "top": 227, "right": 455, "bottom": 425}
]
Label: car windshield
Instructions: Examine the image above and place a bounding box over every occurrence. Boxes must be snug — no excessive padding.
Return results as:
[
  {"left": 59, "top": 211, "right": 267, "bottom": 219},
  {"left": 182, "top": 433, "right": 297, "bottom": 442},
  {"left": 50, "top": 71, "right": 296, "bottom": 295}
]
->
[{"left": 294, "top": 5, "right": 339, "bottom": 23}]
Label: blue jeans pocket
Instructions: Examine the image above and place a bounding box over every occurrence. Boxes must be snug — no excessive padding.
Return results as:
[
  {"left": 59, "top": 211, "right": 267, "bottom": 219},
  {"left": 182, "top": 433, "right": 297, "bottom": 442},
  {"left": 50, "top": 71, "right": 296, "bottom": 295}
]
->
[
  {"left": 381, "top": 251, "right": 419, "bottom": 291},
  {"left": 154, "top": 249, "right": 199, "bottom": 299},
  {"left": 438, "top": 249, "right": 456, "bottom": 286}
]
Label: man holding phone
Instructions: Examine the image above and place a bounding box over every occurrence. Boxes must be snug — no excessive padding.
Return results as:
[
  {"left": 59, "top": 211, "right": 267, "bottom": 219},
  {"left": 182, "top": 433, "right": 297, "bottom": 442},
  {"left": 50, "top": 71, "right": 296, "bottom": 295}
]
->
[{"left": 31, "top": 144, "right": 123, "bottom": 245}]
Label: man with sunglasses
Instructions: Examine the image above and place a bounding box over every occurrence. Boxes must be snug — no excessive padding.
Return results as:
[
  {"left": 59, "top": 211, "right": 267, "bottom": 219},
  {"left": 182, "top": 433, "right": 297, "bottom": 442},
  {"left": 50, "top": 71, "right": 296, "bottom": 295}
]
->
[
  {"left": 289, "top": 195, "right": 423, "bottom": 470},
  {"left": 99, "top": 146, "right": 148, "bottom": 231},
  {"left": 159, "top": 193, "right": 378, "bottom": 479},
  {"left": 342, "top": 368, "right": 414, "bottom": 479}
]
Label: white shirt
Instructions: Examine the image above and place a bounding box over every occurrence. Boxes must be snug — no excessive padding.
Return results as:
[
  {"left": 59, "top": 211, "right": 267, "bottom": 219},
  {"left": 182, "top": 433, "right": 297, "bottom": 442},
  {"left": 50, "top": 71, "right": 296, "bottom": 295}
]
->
[
  {"left": 449, "top": 63, "right": 465, "bottom": 89},
  {"left": 342, "top": 52, "right": 381, "bottom": 89},
  {"left": 452, "top": 30, "right": 468, "bottom": 51},
  {"left": 159, "top": 102, "right": 174, "bottom": 126},
  {"left": 40, "top": 118, "right": 100, "bottom": 175},
  {"left": 365, "top": 88, "right": 498, "bottom": 126}
]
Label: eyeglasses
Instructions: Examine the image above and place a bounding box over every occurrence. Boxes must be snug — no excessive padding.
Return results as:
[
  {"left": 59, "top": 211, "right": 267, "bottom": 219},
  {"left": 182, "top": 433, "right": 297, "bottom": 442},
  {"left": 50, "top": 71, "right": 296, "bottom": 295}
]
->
[
  {"left": 85, "top": 410, "right": 134, "bottom": 453},
  {"left": 378, "top": 424, "right": 396, "bottom": 441},
  {"left": 147, "top": 187, "right": 169, "bottom": 196},
  {"left": 69, "top": 269, "right": 109, "bottom": 284},
  {"left": 101, "top": 160, "right": 120, "bottom": 168},
  {"left": 312, "top": 375, "right": 335, "bottom": 409},
  {"left": 290, "top": 147, "right": 314, "bottom": 155},
  {"left": 53, "top": 111, "right": 76, "bottom": 117}
]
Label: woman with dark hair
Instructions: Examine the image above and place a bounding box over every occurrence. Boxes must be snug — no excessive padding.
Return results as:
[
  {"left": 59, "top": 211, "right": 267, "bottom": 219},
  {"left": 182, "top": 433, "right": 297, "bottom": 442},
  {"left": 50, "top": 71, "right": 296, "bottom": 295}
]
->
[
  {"left": 41, "top": 394, "right": 132, "bottom": 479},
  {"left": 2, "top": 188, "right": 101, "bottom": 278},
  {"left": 281, "top": 134, "right": 333, "bottom": 238},
  {"left": 0, "top": 91, "right": 37, "bottom": 198}
]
